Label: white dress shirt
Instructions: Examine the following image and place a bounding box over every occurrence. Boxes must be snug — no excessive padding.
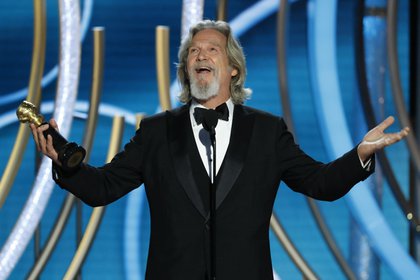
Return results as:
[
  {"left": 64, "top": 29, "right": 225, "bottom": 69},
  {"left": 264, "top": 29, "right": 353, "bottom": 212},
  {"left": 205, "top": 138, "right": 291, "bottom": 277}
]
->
[{"left": 189, "top": 99, "right": 234, "bottom": 181}]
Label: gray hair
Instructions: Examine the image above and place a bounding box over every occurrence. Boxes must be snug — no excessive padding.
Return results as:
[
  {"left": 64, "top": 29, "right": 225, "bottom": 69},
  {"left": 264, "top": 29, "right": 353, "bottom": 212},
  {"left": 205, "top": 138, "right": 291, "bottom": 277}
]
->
[{"left": 177, "top": 20, "right": 251, "bottom": 104}]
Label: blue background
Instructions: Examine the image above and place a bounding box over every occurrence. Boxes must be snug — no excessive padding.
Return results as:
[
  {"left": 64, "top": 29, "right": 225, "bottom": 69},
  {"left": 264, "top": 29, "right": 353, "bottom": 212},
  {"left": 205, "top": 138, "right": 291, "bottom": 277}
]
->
[{"left": 0, "top": 0, "right": 411, "bottom": 279}]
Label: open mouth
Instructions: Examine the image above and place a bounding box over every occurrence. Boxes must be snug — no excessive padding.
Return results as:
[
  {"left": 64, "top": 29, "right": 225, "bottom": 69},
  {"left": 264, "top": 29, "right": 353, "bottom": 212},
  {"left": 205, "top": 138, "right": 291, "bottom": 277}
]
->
[{"left": 195, "top": 66, "right": 212, "bottom": 74}]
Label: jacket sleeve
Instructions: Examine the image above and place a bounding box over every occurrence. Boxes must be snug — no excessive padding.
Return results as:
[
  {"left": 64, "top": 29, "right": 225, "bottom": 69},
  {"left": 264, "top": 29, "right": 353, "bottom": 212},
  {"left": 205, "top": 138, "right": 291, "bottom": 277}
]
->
[
  {"left": 52, "top": 122, "right": 148, "bottom": 207},
  {"left": 276, "top": 118, "right": 375, "bottom": 201}
]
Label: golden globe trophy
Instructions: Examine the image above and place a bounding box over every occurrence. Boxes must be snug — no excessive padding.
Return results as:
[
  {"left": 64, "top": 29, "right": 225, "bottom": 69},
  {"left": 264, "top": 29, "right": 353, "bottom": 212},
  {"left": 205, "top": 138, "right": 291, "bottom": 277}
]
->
[{"left": 16, "top": 100, "right": 86, "bottom": 170}]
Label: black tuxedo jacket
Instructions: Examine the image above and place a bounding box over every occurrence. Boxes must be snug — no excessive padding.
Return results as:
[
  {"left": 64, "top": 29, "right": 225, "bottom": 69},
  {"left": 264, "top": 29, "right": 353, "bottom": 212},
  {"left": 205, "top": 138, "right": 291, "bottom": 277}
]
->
[{"left": 54, "top": 104, "right": 374, "bottom": 280}]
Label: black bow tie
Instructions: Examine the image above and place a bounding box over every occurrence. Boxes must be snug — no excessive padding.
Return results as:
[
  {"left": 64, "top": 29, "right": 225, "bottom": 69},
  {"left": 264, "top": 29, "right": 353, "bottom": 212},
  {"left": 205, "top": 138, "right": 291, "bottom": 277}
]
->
[{"left": 193, "top": 103, "right": 229, "bottom": 125}]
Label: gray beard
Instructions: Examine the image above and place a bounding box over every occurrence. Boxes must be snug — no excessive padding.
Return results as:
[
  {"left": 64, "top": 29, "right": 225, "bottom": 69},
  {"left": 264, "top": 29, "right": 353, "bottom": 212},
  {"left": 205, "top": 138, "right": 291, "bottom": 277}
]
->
[{"left": 190, "top": 77, "right": 220, "bottom": 101}]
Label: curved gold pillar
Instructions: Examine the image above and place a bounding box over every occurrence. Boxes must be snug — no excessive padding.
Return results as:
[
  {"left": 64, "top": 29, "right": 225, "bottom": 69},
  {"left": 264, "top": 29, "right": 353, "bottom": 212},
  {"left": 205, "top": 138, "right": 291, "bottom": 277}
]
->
[
  {"left": 156, "top": 26, "right": 172, "bottom": 111},
  {"left": 26, "top": 27, "right": 105, "bottom": 279},
  {"left": 136, "top": 113, "right": 145, "bottom": 129},
  {"left": 0, "top": 0, "right": 46, "bottom": 208},
  {"left": 63, "top": 116, "right": 125, "bottom": 280},
  {"left": 82, "top": 27, "right": 105, "bottom": 160},
  {"left": 217, "top": 0, "right": 227, "bottom": 21},
  {"left": 26, "top": 195, "right": 76, "bottom": 280},
  {"left": 270, "top": 213, "right": 319, "bottom": 280}
]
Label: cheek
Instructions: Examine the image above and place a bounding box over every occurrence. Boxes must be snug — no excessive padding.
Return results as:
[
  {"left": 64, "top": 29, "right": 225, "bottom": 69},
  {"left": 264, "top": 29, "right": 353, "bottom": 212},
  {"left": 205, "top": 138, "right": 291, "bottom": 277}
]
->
[
  {"left": 186, "top": 57, "right": 193, "bottom": 70},
  {"left": 185, "top": 63, "right": 193, "bottom": 77}
]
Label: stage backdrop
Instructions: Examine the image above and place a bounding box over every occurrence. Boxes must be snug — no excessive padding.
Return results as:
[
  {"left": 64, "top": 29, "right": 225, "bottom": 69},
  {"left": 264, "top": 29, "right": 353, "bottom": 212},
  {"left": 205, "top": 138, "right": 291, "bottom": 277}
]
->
[{"left": 0, "top": 0, "right": 410, "bottom": 279}]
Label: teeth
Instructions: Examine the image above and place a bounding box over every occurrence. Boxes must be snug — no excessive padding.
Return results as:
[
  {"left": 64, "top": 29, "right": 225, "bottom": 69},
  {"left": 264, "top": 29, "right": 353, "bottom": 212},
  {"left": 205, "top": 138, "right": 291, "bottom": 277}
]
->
[
  {"left": 196, "top": 67, "right": 211, "bottom": 72},
  {"left": 195, "top": 65, "right": 211, "bottom": 71}
]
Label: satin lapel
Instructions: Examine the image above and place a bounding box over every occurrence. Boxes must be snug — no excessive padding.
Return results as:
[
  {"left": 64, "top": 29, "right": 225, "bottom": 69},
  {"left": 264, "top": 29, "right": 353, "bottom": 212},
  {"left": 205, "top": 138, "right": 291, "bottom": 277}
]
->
[
  {"left": 168, "top": 105, "right": 207, "bottom": 219},
  {"left": 216, "top": 105, "right": 254, "bottom": 209}
]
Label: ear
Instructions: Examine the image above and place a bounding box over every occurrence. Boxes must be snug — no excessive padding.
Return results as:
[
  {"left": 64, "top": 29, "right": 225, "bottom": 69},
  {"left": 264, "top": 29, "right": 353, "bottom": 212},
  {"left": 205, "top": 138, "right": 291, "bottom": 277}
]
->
[{"left": 231, "top": 68, "right": 238, "bottom": 77}]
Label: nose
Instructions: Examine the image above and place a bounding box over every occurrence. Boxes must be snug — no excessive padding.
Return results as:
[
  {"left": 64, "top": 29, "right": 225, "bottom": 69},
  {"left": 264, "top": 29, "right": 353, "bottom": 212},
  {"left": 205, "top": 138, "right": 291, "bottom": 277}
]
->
[{"left": 197, "top": 50, "right": 207, "bottom": 61}]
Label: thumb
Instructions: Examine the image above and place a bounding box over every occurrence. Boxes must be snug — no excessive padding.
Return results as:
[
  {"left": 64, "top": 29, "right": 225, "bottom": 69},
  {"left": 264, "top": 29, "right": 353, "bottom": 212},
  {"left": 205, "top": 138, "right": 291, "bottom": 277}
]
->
[{"left": 49, "top": 119, "right": 59, "bottom": 132}]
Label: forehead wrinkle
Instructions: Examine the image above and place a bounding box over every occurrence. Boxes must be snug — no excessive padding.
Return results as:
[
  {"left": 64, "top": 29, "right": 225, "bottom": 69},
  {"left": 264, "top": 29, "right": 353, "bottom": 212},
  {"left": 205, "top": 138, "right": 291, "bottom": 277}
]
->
[{"left": 190, "top": 39, "right": 223, "bottom": 49}]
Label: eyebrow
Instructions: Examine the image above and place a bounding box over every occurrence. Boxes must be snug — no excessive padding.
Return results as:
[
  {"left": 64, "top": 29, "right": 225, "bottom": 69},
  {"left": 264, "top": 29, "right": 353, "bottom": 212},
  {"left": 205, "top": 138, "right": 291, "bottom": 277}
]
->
[{"left": 190, "top": 40, "right": 223, "bottom": 48}]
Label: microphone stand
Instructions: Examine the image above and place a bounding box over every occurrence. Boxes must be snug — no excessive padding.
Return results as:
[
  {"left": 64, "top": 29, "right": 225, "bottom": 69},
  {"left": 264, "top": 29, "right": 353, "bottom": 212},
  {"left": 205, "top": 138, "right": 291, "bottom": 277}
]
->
[
  {"left": 209, "top": 127, "right": 216, "bottom": 280},
  {"left": 200, "top": 110, "right": 219, "bottom": 280}
]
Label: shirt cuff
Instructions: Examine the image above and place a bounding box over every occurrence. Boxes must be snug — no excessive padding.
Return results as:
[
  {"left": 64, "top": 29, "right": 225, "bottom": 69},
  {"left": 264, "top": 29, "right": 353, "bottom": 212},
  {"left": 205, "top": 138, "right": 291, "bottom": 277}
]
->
[{"left": 359, "top": 155, "right": 372, "bottom": 172}]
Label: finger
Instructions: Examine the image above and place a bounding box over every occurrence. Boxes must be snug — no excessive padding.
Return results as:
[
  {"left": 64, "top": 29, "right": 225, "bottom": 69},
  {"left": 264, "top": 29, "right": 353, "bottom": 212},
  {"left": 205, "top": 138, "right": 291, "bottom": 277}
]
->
[
  {"left": 49, "top": 118, "right": 59, "bottom": 132},
  {"left": 38, "top": 122, "right": 50, "bottom": 132},
  {"left": 37, "top": 126, "right": 48, "bottom": 154},
  {"left": 375, "top": 116, "right": 395, "bottom": 132},
  {"left": 401, "top": 126, "right": 410, "bottom": 137},
  {"left": 45, "top": 134, "right": 54, "bottom": 151},
  {"left": 381, "top": 130, "right": 408, "bottom": 147},
  {"left": 37, "top": 122, "right": 51, "bottom": 146},
  {"left": 387, "top": 127, "right": 410, "bottom": 143},
  {"left": 46, "top": 135, "right": 59, "bottom": 161}
]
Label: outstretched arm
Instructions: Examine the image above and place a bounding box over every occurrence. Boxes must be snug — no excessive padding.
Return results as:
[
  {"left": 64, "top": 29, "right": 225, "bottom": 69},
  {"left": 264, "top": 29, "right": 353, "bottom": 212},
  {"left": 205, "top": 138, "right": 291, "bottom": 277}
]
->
[
  {"left": 30, "top": 117, "right": 146, "bottom": 207},
  {"left": 357, "top": 116, "right": 410, "bottom": 162}
]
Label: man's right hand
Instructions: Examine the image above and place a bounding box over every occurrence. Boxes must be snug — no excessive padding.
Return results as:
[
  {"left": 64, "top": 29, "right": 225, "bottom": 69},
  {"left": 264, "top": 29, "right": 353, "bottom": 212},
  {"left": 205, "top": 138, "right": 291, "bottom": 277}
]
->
[{"left": 30, "top": 119, "right": 62, "bottom": 166}]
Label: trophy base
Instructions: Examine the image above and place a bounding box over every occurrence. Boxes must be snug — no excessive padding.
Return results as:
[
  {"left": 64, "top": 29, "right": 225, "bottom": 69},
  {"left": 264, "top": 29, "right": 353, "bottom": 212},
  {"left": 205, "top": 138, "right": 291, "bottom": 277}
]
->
[{"left": 58, "top": 142, "right": 86, "bottom": 170}]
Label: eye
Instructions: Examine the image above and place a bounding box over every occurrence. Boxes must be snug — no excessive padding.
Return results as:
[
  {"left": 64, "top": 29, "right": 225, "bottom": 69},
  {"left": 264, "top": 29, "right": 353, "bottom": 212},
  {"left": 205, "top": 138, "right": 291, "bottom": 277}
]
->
[
  {"left": 209, "top": 47, "right": 218, "bottom": 53},
  {"left": 189, "top": 47, "right": 199, "bottom": 54}
]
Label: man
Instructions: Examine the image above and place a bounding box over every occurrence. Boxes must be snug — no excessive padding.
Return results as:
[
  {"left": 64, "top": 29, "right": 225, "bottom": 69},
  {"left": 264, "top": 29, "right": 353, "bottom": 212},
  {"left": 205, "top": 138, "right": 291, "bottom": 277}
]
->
[{"left": 31, "top": 20, "right": 409, "bottom": 279}]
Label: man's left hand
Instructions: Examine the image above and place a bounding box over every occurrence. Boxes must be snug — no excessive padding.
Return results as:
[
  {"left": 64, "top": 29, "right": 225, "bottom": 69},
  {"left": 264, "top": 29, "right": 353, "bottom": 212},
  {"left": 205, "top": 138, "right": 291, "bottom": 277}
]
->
[{"left": 357, "top": 116, "right": 410, "bottom": 162}]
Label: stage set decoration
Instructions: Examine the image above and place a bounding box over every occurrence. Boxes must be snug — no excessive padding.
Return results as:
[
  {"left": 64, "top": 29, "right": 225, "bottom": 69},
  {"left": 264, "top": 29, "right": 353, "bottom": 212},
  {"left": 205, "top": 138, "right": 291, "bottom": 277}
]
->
[{"left": 0, "top": 0, "right": 419, "bottom": 279}]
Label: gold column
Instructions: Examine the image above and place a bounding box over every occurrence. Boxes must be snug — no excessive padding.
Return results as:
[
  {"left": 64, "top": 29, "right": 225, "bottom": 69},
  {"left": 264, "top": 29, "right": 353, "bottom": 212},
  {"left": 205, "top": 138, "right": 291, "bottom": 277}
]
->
[
  {"left": 26, "top": 195, "right": 76, "bottom": 280},
  {"left": 82, "top": 27, "right": 105, "bottom": 159},
  {"left": 156, "top": 26, "right": 172, "bottom": 111},
  {"left": 270, "top": 214, "right": 319, "bottom": 280},
  {"left": 26, "top": 27, "right": 105, "bottom": 279},
  {"left": 63, "top": 116, "right": 125, "bottom": 280},
  {"left": 136, "top": 113, "right": 145, "bottom": 130},
  {"left": 217, "top": 0, "right": 228, "bottom": 21},
  {"left": 0, "top": 0, "right": 46, "bottom": 207}
]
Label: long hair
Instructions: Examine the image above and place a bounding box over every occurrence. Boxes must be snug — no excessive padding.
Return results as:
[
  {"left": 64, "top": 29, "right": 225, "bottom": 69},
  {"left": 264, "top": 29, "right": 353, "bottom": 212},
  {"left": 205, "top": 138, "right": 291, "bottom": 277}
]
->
[{"left": 177, "top": 20, "right": 252, "bottom": 104}]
